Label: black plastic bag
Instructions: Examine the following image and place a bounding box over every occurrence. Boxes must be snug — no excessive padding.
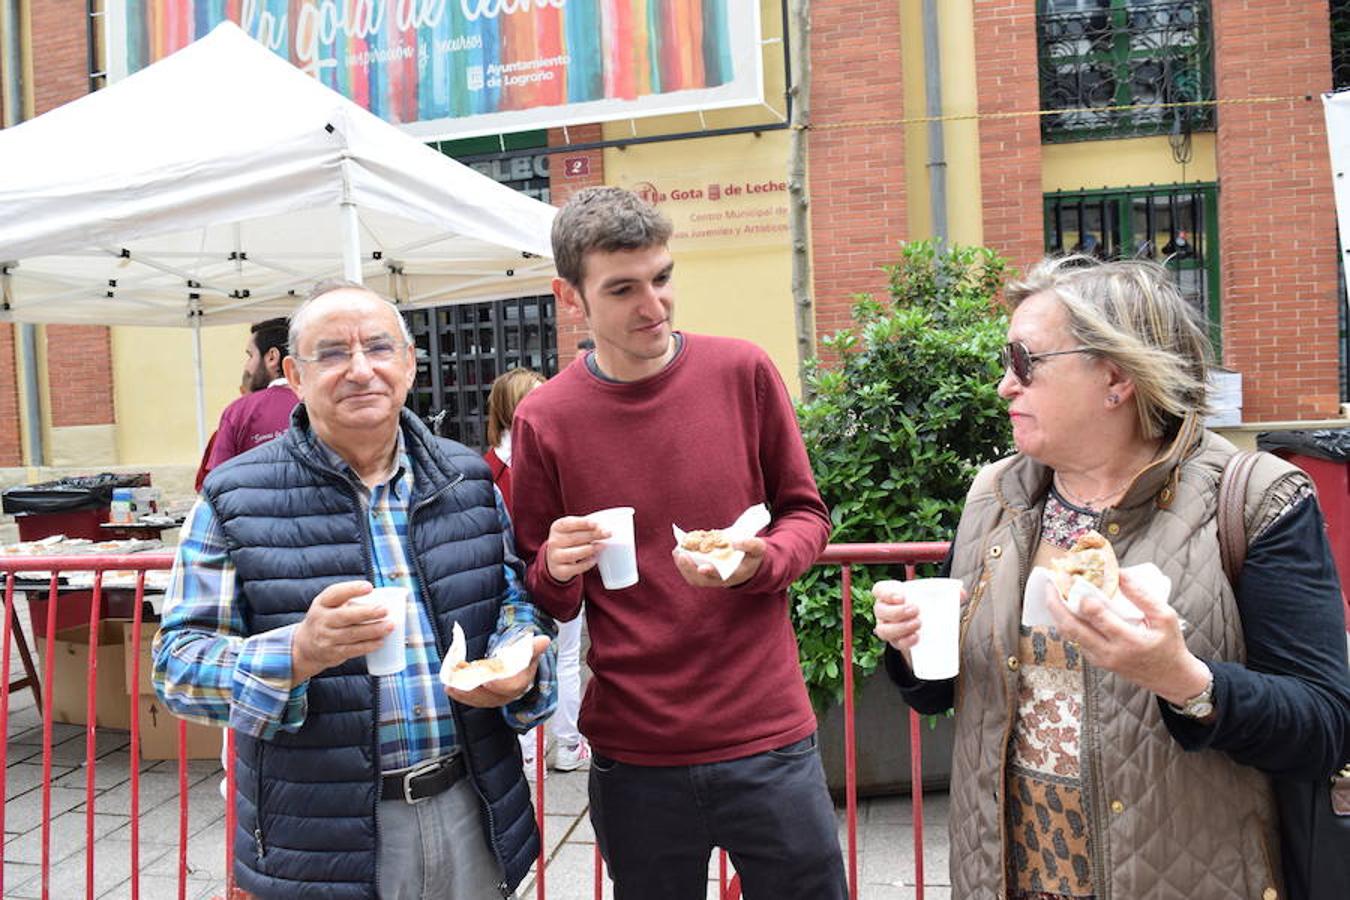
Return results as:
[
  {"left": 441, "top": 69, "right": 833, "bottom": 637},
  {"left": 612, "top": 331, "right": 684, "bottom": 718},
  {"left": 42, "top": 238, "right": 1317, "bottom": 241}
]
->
[
  {"left": 1256, "top": 429, "right": 1350, "bottom": 463},
  {"left": 1, "top": 473, "right": 149, "bottom": 515}
]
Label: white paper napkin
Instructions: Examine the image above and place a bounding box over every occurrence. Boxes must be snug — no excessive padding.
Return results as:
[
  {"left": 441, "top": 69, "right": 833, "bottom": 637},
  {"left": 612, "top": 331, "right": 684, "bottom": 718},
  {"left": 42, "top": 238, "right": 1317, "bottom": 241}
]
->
[
  {"left": 1021, "top": 567, "right": 1061, "bottom": 627},
  {"left": 1021, "top": 562, "right": 1171, "bottom": 627},
  {"left": 439, "top": 622, "right": 535, "bottom": 691},
  {"left": 672, "top": 503, "right": 772, "bottom": 581}
]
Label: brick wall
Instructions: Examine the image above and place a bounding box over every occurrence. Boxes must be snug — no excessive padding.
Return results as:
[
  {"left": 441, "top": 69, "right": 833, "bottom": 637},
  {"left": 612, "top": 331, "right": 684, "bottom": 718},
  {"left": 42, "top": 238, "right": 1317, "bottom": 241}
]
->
[
  {"left": 26, "top": 6, "right": 116, "bottom": 433},
  {"left": 972, "top": 0, "right": 1044, "bottom": 276},
  {"left": 548, "top": 124, "right": 605, "bottom": 370},
  {"left": 30, "top": 0, "right": 89, "bottom": 116},
  {"left": 0, "top": 326, "right": 21, "bottom": 465},
  {"left": 1213, "top": 2, "right": 1339, "bottom": 421},
  {"left": 46, "top": 326, "right": 115, "bottom": 427},
  {"left": 806, "top": 0, "right": 907, "bottom": 345}
]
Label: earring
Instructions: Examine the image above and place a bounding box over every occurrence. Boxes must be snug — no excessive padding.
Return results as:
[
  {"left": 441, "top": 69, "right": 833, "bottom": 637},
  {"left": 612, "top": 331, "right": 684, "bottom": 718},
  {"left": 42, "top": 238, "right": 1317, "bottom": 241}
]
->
[{"left": 1107, "top": 393, "right": 1120, "bottom": 406}]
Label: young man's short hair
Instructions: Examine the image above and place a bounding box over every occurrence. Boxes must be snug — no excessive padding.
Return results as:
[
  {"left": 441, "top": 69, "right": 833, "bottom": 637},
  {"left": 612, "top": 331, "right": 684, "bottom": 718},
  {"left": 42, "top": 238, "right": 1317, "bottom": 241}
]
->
[
  {"left": 251, "top": 317, "right": 290, "bottom": 362},
  {"left": 551, "top": 186, "right": 672, "bottom": 287}
]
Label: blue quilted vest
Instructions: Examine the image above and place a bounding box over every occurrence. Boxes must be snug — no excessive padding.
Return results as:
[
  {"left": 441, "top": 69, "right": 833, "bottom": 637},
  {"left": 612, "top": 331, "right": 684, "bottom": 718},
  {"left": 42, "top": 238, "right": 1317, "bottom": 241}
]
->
[{"left": 201, "top": 407, "right": 538, "bottom": 898}]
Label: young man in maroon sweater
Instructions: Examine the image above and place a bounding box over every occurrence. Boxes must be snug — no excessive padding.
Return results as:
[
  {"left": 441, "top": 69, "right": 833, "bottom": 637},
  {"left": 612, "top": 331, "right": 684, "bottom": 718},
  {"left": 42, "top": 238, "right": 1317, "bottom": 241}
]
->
[{"left": 510, "top": 187, "right": 847, "bottom": 899}]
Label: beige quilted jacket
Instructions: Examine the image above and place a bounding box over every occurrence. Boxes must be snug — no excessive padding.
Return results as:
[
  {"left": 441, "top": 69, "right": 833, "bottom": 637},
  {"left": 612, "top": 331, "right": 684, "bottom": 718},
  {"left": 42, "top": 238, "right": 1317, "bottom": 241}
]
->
[{"left": 946, "top": 415, "right": 1308, "bottom": 899}]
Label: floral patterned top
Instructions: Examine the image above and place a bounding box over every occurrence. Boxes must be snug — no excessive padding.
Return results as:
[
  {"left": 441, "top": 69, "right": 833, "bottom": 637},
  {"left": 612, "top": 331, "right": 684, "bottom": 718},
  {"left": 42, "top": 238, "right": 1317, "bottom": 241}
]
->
[{"left": 1007, "top": 488, "right": 1100, "bottom": 899}]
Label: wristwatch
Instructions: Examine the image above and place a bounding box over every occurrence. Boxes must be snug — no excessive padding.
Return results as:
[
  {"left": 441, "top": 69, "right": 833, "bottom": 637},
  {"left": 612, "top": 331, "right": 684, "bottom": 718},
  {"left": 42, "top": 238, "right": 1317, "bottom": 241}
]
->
[{"left": 1168, "top": 676, "right": 1215, "bottom": 720}]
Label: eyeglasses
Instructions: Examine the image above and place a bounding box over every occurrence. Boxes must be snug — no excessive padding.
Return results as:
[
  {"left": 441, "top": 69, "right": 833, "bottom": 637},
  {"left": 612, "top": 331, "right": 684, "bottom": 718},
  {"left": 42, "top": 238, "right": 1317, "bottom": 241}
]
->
[
  {"left": 294, "top": 339, "right": 406, "bottom": 371},
  {"left": 1000, "top": 341, "right": 1094, "bottom": 386}
]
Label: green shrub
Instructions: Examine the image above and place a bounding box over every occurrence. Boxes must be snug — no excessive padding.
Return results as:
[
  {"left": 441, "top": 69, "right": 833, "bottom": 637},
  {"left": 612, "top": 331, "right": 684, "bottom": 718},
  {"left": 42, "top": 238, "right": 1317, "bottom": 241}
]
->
[{"left": 793, "top": 241, "right": 1014, "bottom": 710}]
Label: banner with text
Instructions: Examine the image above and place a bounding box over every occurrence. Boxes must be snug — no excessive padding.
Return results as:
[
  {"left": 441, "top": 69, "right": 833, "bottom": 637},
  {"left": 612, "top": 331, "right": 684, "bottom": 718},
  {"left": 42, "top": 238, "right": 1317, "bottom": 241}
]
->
[
  {"left": 106, "top": 1, "right": 763, "bottom": 140},
  {"left": 618, "top": 170, "right": 789, "bottom": 251}
]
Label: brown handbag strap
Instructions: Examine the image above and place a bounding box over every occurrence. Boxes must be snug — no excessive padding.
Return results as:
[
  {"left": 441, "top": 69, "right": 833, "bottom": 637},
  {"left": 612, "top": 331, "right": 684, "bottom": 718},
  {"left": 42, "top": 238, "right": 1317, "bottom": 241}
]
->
[{"left": 1218, "top": 450, "right": 1261, "bottom": 584}]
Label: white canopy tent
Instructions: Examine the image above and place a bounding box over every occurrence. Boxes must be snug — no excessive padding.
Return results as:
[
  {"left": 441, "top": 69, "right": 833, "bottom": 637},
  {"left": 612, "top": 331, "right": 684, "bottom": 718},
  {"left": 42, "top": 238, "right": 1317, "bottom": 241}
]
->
[
  {"left": 0, "top": 22, "right": 558, "bottom": 445},
  {"left": 1324, "top": 90, "right": 1350, "bottom": 314}
]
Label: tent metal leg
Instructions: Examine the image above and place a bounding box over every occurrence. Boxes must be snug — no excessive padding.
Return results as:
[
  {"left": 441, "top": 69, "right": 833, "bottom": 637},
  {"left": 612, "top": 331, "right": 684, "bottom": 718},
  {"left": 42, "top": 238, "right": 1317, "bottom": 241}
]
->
[
  {"left": 341, "top": 201, "right": 362, "bottom": 283},
  {"left": 192, "top": 314, "right": 206, "bottom": 451}
]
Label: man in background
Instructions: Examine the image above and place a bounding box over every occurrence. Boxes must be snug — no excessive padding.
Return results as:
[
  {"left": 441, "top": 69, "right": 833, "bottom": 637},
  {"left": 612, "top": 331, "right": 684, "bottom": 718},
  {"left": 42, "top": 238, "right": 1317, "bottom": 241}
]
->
[{"left": 200, "top": 317, "right": 297, "bottom": 479}]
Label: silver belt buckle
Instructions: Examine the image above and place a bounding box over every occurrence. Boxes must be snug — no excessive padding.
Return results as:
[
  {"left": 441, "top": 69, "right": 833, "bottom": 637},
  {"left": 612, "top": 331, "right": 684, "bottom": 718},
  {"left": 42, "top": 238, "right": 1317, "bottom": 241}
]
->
[{"left": 402, "top": 757, "right": 444, "bottom": 805}]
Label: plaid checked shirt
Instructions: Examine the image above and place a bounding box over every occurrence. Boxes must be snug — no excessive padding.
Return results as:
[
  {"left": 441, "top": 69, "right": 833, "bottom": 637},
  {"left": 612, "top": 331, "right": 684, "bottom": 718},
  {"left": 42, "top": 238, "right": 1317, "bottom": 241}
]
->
[{"left": 153, "top": 439, "right": 556, "bottom": 771}]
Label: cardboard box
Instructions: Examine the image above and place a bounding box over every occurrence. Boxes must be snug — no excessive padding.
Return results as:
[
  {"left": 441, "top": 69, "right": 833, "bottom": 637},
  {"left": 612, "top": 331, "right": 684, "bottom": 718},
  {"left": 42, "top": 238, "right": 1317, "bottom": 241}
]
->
[
  {"left": 34, "top": 620, "right": 133, "bottom": 730},
  {"left": 122, "top": 621, "right": 222, "bottom": 760},
  {"left": 122, "top": 621, "right": 159, "bottom": 695},
  {"left": 133, "top": 695, "right": 223, "bottom": 760}
]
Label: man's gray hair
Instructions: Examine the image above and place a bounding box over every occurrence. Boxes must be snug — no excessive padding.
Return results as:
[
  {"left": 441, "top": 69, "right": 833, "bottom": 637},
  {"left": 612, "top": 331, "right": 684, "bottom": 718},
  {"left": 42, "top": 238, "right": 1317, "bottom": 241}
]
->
[
  {"left": 288, "top": 280, "right": 414, "bottom": 356},
  {"left": 551, "top": 186, "right": 673, "bottom": 287},
  {"left": 1005, "top": 255, "right": 1213, "bottom": 439}
]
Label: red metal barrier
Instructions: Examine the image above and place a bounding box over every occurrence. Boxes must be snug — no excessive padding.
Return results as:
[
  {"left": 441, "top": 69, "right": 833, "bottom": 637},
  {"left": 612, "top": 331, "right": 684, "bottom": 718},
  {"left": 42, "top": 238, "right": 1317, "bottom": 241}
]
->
[
  {"left": 2, "top": 555, "right": 174, "bottom": 900},
  {"left": 2, "top": 543, "right": 949, "bottom": 899},
  {"left": 818, "top": 542, "right": 950, "bottom": 900}
]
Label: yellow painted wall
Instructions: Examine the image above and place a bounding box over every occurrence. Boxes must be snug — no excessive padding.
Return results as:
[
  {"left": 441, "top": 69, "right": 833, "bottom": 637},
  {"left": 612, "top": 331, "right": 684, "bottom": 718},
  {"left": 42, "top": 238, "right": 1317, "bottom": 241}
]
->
[
  {"left": 939, "top": 0, "right": 983, "bottom": 247},
  {"left": 1043, "top": 134, "right": 1217, "bottom": 192},
  {"left": 111, "top": 323, "right": 254, "bottom": 465},
  {"left": 674, "top": 240, "right": 795, "bottom": 384}
]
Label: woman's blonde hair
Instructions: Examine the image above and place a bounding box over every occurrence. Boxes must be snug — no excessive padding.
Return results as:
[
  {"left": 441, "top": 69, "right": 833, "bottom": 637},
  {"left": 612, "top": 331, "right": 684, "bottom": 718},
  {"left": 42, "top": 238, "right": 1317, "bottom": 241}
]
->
[
  {"left": 1005, "top": 255, "right": 1212, "bottom": 439},
  {"left": 486, "top": 367, "right": 546, "bottom": 447}
]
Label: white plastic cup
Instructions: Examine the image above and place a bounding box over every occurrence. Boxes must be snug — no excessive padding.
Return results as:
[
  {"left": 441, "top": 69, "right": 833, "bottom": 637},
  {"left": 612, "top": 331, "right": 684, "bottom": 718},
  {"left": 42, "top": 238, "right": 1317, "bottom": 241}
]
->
[
  {"left": 350, "top": 586, "right": 409, "bottom": 676},
  {"left": 902, "top": 577, "right": 963, "bottom": 680},
  {"left": 588, "top": 506, "right": 638, "bottom": 590}
]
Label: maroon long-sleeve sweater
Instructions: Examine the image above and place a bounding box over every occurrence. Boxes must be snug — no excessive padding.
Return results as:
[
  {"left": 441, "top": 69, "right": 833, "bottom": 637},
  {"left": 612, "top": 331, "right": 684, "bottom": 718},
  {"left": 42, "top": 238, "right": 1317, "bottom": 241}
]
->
[{"left": 511, "top": 333, "right": 830, "bottom": 765}]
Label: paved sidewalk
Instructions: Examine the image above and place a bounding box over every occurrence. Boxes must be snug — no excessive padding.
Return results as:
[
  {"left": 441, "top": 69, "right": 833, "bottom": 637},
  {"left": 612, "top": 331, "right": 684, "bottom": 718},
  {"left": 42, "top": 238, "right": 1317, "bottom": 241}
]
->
[
  {"left": 4, "top": 692, "right": 951, "bottom": 900},
  {"left": 517, "top": 760, "right": 951, "bottom": 900}
]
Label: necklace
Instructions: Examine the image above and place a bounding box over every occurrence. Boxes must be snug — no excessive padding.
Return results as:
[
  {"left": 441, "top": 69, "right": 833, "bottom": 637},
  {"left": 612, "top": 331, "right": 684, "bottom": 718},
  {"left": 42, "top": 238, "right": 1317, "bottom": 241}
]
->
[
  {"left": 1053, "top": 473, "right": 1133, "bottom": 509},
  {"left": 1054, "top": 443, "right": 1165, "bottom": 509}
]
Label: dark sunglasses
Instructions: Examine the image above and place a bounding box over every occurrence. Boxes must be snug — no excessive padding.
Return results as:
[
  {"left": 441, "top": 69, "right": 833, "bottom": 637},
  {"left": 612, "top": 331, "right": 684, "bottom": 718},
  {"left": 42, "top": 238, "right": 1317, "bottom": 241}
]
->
[{"left": 1000, "top": 341, "right": 1094, "bottom": 386}]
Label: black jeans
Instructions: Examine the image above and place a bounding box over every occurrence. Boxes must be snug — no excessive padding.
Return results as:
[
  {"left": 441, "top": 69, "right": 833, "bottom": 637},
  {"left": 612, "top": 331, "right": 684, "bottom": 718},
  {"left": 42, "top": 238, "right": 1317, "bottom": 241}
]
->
[{"left": 588, "top": 733, "right": 848, "bottom": 900}]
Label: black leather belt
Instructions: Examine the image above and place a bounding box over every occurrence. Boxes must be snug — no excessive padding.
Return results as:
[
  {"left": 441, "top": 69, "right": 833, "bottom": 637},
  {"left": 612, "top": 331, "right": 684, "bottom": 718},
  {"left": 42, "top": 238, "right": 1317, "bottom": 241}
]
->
[{"left": 381, "top": 754, "right": 466, "bottom": 804}]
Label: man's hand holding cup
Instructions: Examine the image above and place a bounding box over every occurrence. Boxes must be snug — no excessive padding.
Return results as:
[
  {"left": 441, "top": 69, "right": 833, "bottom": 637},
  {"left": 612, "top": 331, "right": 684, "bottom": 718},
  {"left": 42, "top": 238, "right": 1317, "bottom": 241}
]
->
[{"left": 292, "top": 580, "right": 395, "bottom": 683}]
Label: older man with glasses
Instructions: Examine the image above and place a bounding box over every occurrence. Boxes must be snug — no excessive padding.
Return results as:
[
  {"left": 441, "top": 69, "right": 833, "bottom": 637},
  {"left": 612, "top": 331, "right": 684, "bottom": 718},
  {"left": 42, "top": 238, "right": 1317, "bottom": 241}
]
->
[{"left": 153, "top": 280, "right": 556, "bottom": 900}]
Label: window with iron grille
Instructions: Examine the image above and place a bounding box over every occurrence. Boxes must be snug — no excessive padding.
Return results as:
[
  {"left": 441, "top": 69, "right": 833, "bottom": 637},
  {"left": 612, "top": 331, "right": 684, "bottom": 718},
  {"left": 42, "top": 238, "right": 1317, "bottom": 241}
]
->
[
  {"left": 401, "top": 131, "right": 559, "bottom": 452},
  {"left": 1044, "top": 184, "right": 1220, "bottom": 342},
  {"left": 1038, "top": 1, "right": 1214, "bottom": 142},
  {"left": 1335, "top": 0, "right": 1350, "bottom": 91},
  {"left": 402, "top": 296, "right": 559, "bottom": 452}
]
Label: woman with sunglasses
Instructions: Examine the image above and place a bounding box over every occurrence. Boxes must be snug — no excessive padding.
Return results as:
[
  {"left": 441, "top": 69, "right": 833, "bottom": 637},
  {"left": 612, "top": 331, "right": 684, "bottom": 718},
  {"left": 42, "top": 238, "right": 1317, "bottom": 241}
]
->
[{"left": 875, "top": 256, "right": 1349, "bottom": 900}]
